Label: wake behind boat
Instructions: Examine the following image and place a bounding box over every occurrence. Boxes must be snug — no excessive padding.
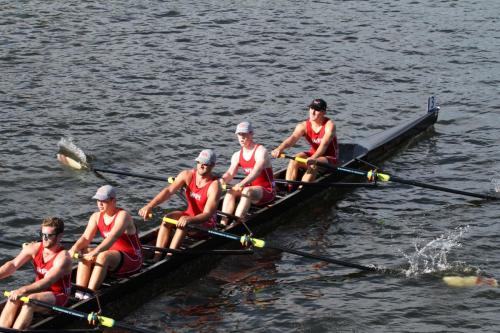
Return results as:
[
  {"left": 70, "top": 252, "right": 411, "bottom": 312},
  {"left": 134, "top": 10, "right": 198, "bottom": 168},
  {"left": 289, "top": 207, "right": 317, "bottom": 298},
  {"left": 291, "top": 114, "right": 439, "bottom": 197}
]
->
[{"left": 1, "top": 97, "right": 439, "bottom": 331}]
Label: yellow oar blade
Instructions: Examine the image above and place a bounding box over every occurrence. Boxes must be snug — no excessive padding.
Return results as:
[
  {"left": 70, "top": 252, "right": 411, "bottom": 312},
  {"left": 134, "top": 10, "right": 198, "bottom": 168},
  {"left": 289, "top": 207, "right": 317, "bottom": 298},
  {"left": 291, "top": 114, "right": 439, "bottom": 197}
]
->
[
  {"left": 57, "top": 153, "right": 85, "bottom": 170},
  {"left": 443, "top": 276, "right": 498, "bottom": 288}
]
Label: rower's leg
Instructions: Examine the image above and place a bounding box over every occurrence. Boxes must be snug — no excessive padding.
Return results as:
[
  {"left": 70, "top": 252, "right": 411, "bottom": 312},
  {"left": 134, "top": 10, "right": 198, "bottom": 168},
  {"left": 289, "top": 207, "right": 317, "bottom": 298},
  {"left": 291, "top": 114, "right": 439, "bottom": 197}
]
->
[
  {"left": 302, "top": 156, "right": 328, "bottom": 182},
  {"left": 169, "top": 228, "right": 187, "bottom": 250},
  {"left": 221, "top": 190, "right": 238, "bottom": 225},
  {"left": 235, "top": 187, "right": 262, "bottom": 218},
  {"left": 0, "top": 299, "right": 22, "bottom": 328},
  {"left": 13, "top": 292, "right": 53, "bottom": 330},
  {"left": 87, "top": 251, "right": 121, "bottom": 291},
  {"left": 155, "top": 211, "right": 181, "bottom": 259},
  {"left": 301, "top": 164, "right": 318, "bottom": 182},
  {"left": 286, "top": 152, "right": 308, "bottom": 182},
  {"left": 75, "top": 254, "right": 94, "bottom": 289}
]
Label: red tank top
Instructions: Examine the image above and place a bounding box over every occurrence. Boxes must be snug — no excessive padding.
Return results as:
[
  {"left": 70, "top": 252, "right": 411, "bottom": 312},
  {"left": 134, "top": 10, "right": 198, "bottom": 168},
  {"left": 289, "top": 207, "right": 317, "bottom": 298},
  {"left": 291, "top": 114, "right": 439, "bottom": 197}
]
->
[
  {"left": 305, "top": 117, "right": 338, "bottom": 158},
  {"left": 238, "top": 144, "right": 274, "bottom": 191},
  {"left": 33, "top": 243, "right": 71, "bottom": 296},
  {"left": 97, "top": 209, "right": 142, "bottom": 257},
  {"left": 184, "top": 169, "right": 217, "bottom": 218}
]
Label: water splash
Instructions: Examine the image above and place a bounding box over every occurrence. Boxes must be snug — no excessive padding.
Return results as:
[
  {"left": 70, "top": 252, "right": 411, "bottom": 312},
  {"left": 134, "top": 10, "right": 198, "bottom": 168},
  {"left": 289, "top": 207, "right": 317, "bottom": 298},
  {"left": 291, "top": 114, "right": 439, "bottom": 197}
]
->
[
  {"left": 401, "top": 226, "right": 469, "bottom": 278},
  {"left": 490, "top": 176, "right": 500, "bottom": 193},
  {"left": 57, "top": 137, "right": 88, "bottom": 165}
]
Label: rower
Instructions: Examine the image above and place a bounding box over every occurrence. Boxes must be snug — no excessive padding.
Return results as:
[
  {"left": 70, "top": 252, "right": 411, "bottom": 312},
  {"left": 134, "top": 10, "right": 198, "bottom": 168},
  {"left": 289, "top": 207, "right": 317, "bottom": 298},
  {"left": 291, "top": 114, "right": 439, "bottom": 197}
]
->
[
  {"left": 220, "top": 121, "right": 276, "bottom": 226},
  {"left": 69, "top": 185, "right": 142, "bottom": 299},
  {"left": 0, "top": 217, "right": 72, "bottom": 330},
  {"left": 271, "top": 98, "right": 338, "bottom": 187},
  {"left": 138, "top": 149, "right": 222, "bottom": 261}
]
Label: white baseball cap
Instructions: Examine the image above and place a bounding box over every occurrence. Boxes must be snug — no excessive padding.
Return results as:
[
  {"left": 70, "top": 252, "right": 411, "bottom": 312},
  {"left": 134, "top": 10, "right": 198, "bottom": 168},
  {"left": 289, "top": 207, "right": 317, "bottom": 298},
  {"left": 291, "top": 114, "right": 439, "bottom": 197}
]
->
[
  {"left": 92, "top": 185, "right": 116, "bottom": 201},
  {"left": 235, "top": 121, "right": 253, "bottom": 134},
  {"left": 195, "top": 149, "right": 216, "bottom": 165}
]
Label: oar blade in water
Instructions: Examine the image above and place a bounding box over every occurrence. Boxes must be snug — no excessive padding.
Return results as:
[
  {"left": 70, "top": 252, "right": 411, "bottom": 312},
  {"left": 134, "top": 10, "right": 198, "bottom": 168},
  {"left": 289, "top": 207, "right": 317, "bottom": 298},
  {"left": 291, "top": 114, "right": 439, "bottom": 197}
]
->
[{"left": 443, "top": 276, "right": 498, "bottom": 287}]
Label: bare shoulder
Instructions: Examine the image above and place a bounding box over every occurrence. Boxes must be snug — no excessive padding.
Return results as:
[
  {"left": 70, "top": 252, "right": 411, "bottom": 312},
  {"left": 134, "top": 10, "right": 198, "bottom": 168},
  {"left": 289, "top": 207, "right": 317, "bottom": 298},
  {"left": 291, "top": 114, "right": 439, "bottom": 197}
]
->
[
  {"left": 178, "top": 169, "right": 193, "bottom": 183},
  {"left": 209, "top": 178, "right": 222, "bottom": 194},
  {"left": 25, "top": 241, "right": 41, "bottom": 256},
  {"left": 231, "top": 150, "right": 240, "bottom": 162},
  {"left": 117, "top": 208, "right": 132, "bottom": 220},
  {"left": 89, "top": 211, "right": 100, "bottom": 224},
  {"left": 54, "top": 249, "right": 73, "bottom": 270},
  {"left": 294, "top": 121, "right": 307, "bottom": 135},
  {"left": 325, "top": 118, "right": 335, "bottom": 131},
  {"left": 255, "top": 144, "right": 269, "bottom": 158}
]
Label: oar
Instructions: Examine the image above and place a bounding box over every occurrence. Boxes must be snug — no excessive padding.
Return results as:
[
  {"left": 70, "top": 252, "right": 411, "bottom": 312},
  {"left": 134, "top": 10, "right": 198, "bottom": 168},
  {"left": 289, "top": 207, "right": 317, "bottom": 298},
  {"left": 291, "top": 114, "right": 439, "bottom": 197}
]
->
[
  {"left": 57, "top": 153, "right": 174, "bottom": 183},
  {"left": 0, "top": 237, "right": 99, "bottom": 249},
  {"left": 442, "top": 276, "right": 498, "bottom": 288},
  {"left": 231, "top": 175, "right": 376, "bottom": 188},
  {"left": 57, "top": 152, "right": 187, "bottom": 205},
  {"left": 0, "top": 238, "right": 26, "bottom": 248},
  {"left": 142, "top": 244, "right": 253, "bottom": 255},
  {"left": 280, "top": 154, "right": 498, "bottom": 200},
  {"left": 273, "top": 179, "right": 377, "bottom": 188},
  {"left": 162, "top": 217, "right": 377, "bottom": 271},
  {"left": 3, "top": 291, "right": 156, "bottom": 333}
]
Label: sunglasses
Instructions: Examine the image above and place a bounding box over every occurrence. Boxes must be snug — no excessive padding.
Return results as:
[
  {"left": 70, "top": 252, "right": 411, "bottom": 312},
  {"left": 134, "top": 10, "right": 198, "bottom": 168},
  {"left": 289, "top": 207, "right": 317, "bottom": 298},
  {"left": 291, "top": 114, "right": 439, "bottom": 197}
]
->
[{"left": 39, "top": 232, "right": 59, "bottom": 240}]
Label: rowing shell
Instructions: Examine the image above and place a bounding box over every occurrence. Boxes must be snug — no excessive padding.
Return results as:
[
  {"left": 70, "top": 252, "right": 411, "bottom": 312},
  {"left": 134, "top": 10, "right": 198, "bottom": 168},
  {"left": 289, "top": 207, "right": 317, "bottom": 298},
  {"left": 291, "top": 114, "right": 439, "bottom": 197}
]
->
[{"left": 1, "top": 97, "right": 439, "bottom": 330}]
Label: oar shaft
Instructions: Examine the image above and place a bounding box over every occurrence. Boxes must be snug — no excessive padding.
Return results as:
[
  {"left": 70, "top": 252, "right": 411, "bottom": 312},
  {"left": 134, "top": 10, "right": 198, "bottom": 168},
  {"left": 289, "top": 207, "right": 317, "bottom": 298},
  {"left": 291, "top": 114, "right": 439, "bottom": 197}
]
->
[
  {"left": 280, "top": 154, "right": 497, "bottom": 200},
  {"left": 0, "top": 239, "right": 24, "bottom": 248},
  {"left": 142, "top": 244, "right": 253, "bottom": 255},
  {"left": 162, "top": 217, "right": 375, "bottom": 271},
  {"left": 389, "top": 175, "right": 498, "bottom": 200},
  {"left": 92, "top": 167, "right": 172, "bottom": 183},
  {"left": 3, "top": 292, "right": 156, "bottom": 333},
  {"left": 267, "top": 244, "right": 377, "bottom": 271},
  {"left": 272, "top": 179, "right": 376, "bottom": 188}
]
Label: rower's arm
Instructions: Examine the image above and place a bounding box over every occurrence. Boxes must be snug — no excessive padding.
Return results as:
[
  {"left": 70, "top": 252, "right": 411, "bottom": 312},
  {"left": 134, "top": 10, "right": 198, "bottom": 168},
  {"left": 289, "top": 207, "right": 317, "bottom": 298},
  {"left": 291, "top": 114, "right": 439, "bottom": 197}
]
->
[
  {"left": 70, "top": 214, "right": 99, "bottom": 254},
  {"left": 310, "top": 120, "right": 335, "bottom": 159},
  {"left": 145, "top": 170, "right": 189, "bottom": 209},
  {"left": 0, "top": 243, "right": 37, "bottom": 279},
  {"left": 271, "top": 122, "right": 306, "bottom": 157},
  {"left": 221, "top": 152, "right": 240, "bottom": 184},
  {"left": 13, "top": 250, "right": 72, "bottom": 296}
]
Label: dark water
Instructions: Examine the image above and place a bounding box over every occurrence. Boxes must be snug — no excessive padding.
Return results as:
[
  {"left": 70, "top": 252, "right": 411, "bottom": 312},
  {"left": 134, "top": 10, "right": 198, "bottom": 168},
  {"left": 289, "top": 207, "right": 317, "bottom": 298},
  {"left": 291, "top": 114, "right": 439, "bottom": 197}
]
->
[{"left": 1, "top": 0, "right": 500, "bottom": 332}]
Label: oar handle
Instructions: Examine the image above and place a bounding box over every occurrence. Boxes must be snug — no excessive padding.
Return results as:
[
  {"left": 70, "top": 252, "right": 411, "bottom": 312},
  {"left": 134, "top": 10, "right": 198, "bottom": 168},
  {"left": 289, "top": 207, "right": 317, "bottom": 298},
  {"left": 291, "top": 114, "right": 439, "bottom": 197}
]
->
[{"left": 279, "top": 154, "right": 308, "bottom": 164}]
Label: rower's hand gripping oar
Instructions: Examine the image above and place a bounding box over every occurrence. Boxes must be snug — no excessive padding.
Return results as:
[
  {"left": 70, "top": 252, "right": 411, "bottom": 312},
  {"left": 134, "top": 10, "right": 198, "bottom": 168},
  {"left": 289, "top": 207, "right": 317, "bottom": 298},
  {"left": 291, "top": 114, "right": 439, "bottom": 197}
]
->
[
  {"left": 162, "top": 217, "right": 377, "bottom": 272},
  {"left": 3, "top": 291, "right": 156, "bottom": 333},
  {"left": 279, "top": 154, "right": 498, "bottom": 200}
]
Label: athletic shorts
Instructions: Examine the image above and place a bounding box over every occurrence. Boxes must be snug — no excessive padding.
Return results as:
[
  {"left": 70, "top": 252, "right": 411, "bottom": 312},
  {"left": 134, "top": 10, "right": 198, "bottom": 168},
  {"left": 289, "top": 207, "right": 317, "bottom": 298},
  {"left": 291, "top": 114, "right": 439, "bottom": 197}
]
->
[
  {"left": 110, "top": 251, "right": 143, "bottom": 278},
  {"left": 180, "top": 212, "right": 217, "bottom": 229},
  {"left": 53, "top": 292, "right": 69, "bottom": 306},
  {"left": 181, "top": 212, "right": 217, "bottom": 239},
  {"left": 254, "top": 187, "right": 276, "bottom": 206}
]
